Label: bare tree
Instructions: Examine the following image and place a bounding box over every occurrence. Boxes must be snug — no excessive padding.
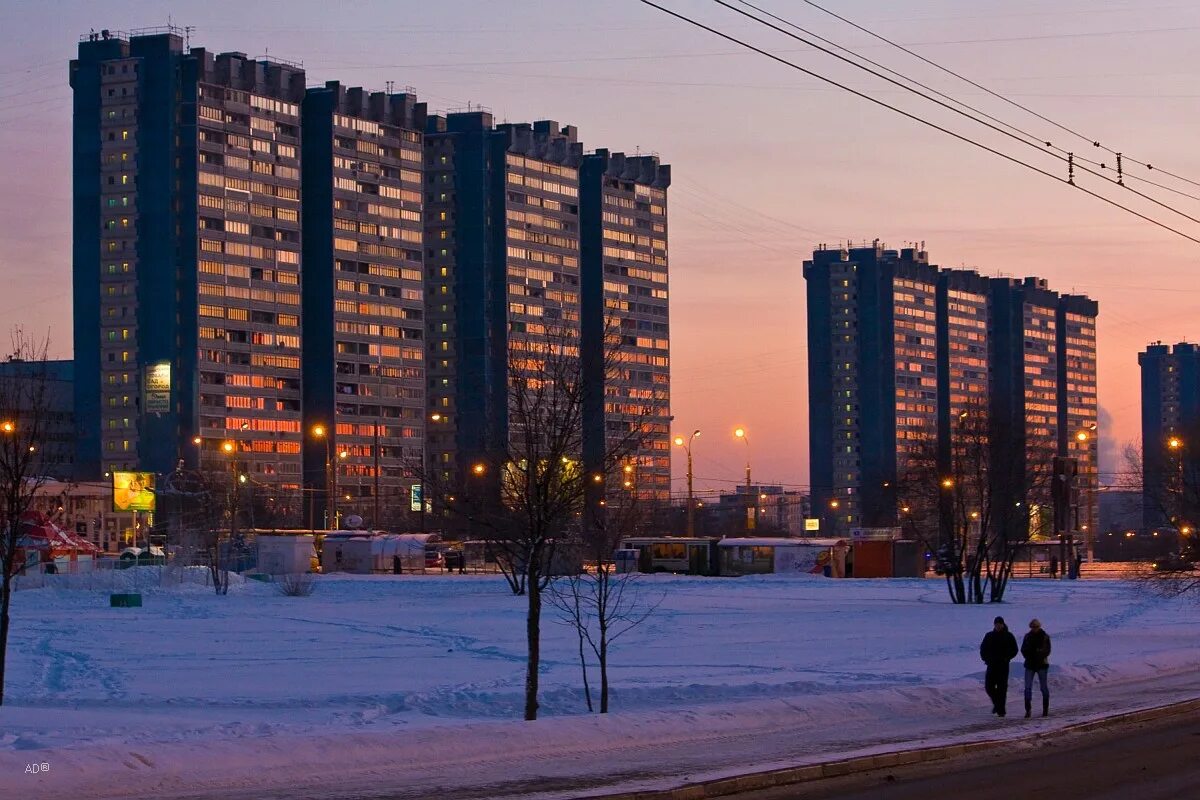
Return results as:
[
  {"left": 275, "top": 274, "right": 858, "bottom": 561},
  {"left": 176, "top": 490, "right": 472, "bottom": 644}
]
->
[
  {"left": 898, "top": 402, "right": 1057, "bottom": 604},
  {"left": 159, "top": 464, "right": 245, "bottom": 595},
  {"left": 422, "top": 326, "right": 588, "bottom": 721},
  {"left": 549, "top": 476, "right": 661, "bottom": 713},
  {"left": 0, "top": 332, "right": 58, "bottom": 705},
  {"left": 422, "top": 320, "right": 664, "bottom": 721}
]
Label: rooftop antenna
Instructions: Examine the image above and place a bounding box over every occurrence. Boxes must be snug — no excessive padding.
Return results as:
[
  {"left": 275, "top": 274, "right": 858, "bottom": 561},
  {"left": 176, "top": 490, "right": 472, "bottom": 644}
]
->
[
  {"left": 385, "top": 80, "right": 395, "bottom": 94},
  {"left": 185, "top": 26, "right": 195, "bottom": 51}
]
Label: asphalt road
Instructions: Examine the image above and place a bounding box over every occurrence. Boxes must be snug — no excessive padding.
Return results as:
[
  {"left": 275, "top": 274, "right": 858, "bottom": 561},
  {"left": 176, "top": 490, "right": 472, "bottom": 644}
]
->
[{"left": 730, "top": 709, "right": 1200, "bottom": 800}]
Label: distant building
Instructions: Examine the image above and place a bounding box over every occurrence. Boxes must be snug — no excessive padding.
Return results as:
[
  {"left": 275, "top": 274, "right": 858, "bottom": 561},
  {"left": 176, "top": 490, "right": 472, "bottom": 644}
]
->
[
  {"left": 300, "top": 83, "right": 427, "bottom": 527},
  {"left": 423, "top": 113, "right": 671, "bottom": 510},
  {"left": 422, "top": 113, "right": 584, "bottom": 507},
  {"left": 72, "top": 32, "right": 308, "bottom": 485},
  {"left": 1138, "top": 341, "right": 1200, "bottom": 529},
  {"left": 804, "top": 243, "right": 939, "bottom": 530},
  {"left": 0, "top": 359, "right": 75, "bottom": 480},
  {"left": 805, "top": 244, "right": 1099, "bottom": 543},
  {"left": 989, "top": 278, "right": 1099, "bottom": 538},
  {"left": 716, "top": 485, "right": 809, "bottom": 536},
  {"left": 580, "top": 149, "right": 672, "bottom": 501}
]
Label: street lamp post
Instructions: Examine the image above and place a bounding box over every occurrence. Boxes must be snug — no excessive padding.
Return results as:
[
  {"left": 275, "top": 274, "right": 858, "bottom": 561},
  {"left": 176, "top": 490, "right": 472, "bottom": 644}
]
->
[
  {"left": 674, "top": 430, "right": 700, "bottom": 537},
  {"left": 312, "top": 424, "right": 346, "bottom": 530},
  {"left": 734, "top": 427, "right": 755, "bottom": 532}
]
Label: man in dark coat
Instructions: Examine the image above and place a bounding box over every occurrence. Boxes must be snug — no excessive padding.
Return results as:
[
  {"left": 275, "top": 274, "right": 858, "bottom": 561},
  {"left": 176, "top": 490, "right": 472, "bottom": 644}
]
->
[
  {"left": 980, "top": 616, "right": 1018, "bottom": 716},
  {"left": 1021, "top": 618, "right": 1052, "bottom": 717}
]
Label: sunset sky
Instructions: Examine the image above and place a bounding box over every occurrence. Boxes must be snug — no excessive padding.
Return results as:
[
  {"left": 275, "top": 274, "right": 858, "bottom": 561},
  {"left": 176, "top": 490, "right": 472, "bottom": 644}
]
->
[{"left": 2, "top": 0, "right": 1199, "bottom": 501}]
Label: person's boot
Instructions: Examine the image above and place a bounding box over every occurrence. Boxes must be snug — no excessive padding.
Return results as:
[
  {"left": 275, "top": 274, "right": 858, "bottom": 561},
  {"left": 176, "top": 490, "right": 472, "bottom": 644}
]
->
[
  {"left": 1024, "top": 701, "right": 1031, "bottom": 718},
  {"left": 1043, "top": 698, "right": 1049, "bottom": 717}
]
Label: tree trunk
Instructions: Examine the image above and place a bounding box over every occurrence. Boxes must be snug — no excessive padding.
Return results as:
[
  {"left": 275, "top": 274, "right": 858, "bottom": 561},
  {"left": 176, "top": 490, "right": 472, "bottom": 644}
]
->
[
  {"left": 524, "top": 562, "right": 541, "bottom": 721},
  {"left": 0, "top": 572, "right": 11, "bottom": 706},
  {"left": 598, "top": 615, "right": 609, "bottom": 713},
  {"left": 576, "top": 618, "right": 592, "bottom": 713}
]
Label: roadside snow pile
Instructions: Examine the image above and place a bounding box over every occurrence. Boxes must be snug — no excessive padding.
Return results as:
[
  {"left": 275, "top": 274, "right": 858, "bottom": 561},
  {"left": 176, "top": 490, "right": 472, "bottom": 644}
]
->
[
  {"left": 2, "top": 574, "right": 1198, "bottom": 800},
  {"left": 15, "top": 565, "right": 263, "bottom": 595}
]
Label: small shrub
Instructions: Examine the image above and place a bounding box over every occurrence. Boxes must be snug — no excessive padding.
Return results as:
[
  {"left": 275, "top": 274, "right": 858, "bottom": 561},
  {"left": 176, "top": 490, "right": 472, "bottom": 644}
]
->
[{"left": 277, "top": 572, "right": 316, "bottom": 597}]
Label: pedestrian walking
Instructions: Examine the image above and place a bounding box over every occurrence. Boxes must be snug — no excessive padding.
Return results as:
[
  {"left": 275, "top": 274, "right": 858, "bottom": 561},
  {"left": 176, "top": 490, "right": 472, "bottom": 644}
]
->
[
  {"left": 980, "top": 616, "right": 1018, "bottom": 716},
  {"left": 1048, "top": 556, "right": 1059, "bottom": 579},
  {"left": 1021, "top": 618, "right": 1052, "bottom": 718}
]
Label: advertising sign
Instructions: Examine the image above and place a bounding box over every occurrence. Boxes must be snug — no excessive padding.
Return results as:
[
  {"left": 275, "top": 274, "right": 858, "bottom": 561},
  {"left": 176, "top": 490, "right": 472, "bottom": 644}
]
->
[
  {"left": 410, "top": 484, "right": 423, "bottom": 512},
  {"left": 804, "top": 518, "right": 821, "bottom": 532},
  {"left": 144, "top": 361, "right": 171, "bottom": 413},
  {"left": 113, "top": 471, "right": 156, "bottom": 513}
]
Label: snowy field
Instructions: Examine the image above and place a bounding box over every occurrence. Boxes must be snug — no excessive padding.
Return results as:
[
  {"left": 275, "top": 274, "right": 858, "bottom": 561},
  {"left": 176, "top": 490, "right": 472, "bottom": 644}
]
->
[{"left": 3, "top": 571, "right": 1199, "bottom": 799}]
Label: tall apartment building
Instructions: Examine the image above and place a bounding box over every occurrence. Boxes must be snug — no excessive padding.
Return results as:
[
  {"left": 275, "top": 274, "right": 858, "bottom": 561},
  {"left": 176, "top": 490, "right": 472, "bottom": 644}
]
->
[
  {"left": 1057, "top": 294, "right": 1100, "bottom": 534},
  {"left": 72, "top": 31, "right": 671, "bottom": 529},
  {"left": 301, "top": 83, "right": 427, "bottom": 527},
  {"left": 1139, "top": 341, "right": 1200, "bottom": 530},
  {"left": 806, "top": 246, "right": 1099, "bottom": 539},
  {"left": 990, "top": 279, "right": 1099, "bottom": 538},
  {"left": 423, "top": 113, "right": 584, "bottom": 497},
  {"left": 72, "top": 30, "right": 307, "bottom": 486},
  {"left": 989, "top": 277, "right": 1062, "bottom": 513},
  {"left": 580, "top": 149, "right": 672, "bottom": 501},
  {"left": 805, "top": 244, "right": 940, "bottom": 530}
]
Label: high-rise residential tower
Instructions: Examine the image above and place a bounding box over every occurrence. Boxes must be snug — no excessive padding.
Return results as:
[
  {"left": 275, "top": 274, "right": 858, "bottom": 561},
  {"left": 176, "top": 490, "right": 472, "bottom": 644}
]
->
[
  {"left": 300, "top": 83, "right": 427, "bottom": 527},
  {"left": 423, "top": 113, "right": 584, "bottom": 502},
  {"left": 580, "top": 149, "right": 672, "bottom": 501},
  {"left": 806, "top": 246, "right": 1099, "bottom": 541},
  {"left": 805, "top": 243, "right": 940, "bottom": 530},
  {"left": 1139, "top": 341, "right": 1200, "bottom": 530},
  {"left": 72, "top": 30, "right": 307, "bottom": 485},
  {"left": 1057, "top": 293, "right": 1100, "bottom": 537}
]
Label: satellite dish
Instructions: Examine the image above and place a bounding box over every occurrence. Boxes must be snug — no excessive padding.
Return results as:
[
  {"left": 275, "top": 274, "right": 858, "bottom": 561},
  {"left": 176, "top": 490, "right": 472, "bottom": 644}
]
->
[{"left": 345, "top": 514, "right": 364, "bottom": 529}]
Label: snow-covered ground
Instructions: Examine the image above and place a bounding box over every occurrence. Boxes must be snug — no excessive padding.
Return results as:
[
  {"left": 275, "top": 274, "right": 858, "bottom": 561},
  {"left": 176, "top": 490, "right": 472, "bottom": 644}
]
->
[{"left": 2, "top": 571, "right": 1198, "bottom": 799}]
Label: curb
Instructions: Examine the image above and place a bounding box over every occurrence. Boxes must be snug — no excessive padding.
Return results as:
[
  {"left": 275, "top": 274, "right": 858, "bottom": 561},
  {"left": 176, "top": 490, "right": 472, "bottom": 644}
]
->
[{"left": 589, "top": 696, "right": 1200, "bottom": 800}]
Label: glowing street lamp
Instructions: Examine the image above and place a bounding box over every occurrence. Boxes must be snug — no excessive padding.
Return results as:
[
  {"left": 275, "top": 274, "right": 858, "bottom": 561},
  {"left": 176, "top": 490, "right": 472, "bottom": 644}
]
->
[
  {"left": 674, "top": 430, "right": 701, "bottom": 537},
  {"left": 734, "top": 427, "right": 756, "bottom": 531},
  {"left": 1168, "top": 436, "right": 1183, "bottom": 450},
  {"left": 472, "top": 463, "right": 486, "bottom": 476}
]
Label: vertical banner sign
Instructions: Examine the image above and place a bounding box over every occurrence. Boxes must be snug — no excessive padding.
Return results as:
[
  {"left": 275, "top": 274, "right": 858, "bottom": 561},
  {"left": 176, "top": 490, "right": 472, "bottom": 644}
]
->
[
  {"left": 144, "top": 361, "right": 171, "bottom": 413},
  {"left": 410, "top": 484, "right": 423, "bottom": 512}
]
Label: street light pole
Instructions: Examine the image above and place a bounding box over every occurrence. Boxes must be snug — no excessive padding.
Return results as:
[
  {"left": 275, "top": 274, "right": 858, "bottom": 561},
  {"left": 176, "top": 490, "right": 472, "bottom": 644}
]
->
[
  {"left": 734, "top": 427, "right": 754, "bottom": 532},
  {"left": 674, "top": 430, "right": 700, "bottom": 537}
]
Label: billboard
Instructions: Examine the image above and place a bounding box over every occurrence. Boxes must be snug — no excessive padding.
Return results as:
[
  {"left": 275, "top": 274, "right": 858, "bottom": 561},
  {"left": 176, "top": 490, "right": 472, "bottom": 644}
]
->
[
  {"left": 410, "top": 484, "right": 423, "bottom": 513},
  {"left": 804, "top": 518, "right": 821, "bottom": 532},
  {"left": 113, "top": 471, "right": 156, "bottom": 513},
  {"left": 144, "top": 361, "right": 171, "bottom": 413}
]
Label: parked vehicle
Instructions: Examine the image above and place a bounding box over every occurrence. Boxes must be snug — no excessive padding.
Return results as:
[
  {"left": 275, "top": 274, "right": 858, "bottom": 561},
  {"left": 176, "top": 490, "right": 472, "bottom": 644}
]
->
[{"left": 425, "top": 547, "right": 445, "bottom": 570}]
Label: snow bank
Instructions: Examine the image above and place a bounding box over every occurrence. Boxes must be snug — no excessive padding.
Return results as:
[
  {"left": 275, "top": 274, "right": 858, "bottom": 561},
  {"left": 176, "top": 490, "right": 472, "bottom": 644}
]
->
[{"left": 1, "top": 574, "right": 1197, "bottom": 799}]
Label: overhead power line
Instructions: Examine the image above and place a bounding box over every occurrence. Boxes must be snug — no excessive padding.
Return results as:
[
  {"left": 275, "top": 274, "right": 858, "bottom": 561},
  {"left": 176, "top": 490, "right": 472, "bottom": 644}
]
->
[
  {"left": 635, "top": 1, "right": 1200, "bottom": 246},
  {"left": 796, "top": 0, "right": 1200, "bottom": 193},
  {"left": 712, "top": 0, "right": 1200, "bottom": 228}
]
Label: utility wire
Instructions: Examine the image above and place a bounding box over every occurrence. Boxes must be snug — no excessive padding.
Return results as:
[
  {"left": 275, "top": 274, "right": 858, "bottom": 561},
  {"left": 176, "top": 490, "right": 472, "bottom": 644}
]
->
[
  {"left": 634, "top": 1, "right": 1200, "bottom": 245},
  {"left": 713, "top": 0, "right": 1200, "bottom": 228},
  {"left": 733, "top": 0, "right": 1200, "bottom": 205},
  {"left": 797, "top": 0, "right": 1200, "bottom": 193}
]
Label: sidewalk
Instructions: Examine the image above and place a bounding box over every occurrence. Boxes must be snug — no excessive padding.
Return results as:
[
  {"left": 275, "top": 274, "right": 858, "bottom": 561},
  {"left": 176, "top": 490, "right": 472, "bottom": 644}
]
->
[{"left": 11, "top": 663, "right": 1198, "bottom": 800}]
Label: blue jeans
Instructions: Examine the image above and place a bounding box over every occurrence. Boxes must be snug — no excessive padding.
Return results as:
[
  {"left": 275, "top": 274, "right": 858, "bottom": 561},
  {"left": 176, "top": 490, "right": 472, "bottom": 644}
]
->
[{"left": 1024, "top": 666, "right": 1049, "bottom": 705}]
